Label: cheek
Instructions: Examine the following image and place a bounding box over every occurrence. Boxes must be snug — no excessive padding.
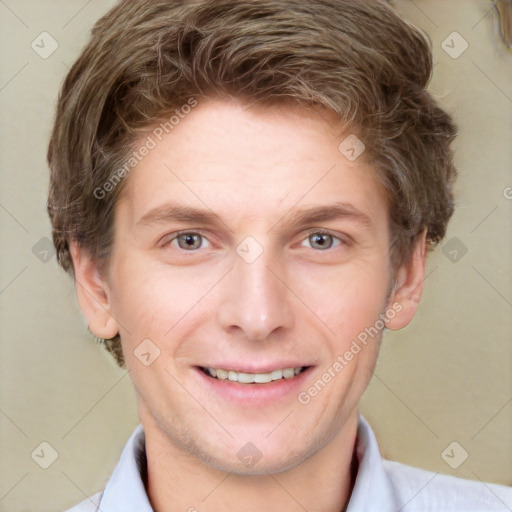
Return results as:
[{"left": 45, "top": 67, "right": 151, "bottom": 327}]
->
[
  {"left": 108, "top": 254, "right": 220, "bottom": 343},
  {"left": 108, "top": 256, "right": 168, "bottom": 340},
  {"left": 300, "top": 264, "right": 389, "bottom": 411},
  {"left": 292, "top": 257, "right": 391, "bottom": 340}
]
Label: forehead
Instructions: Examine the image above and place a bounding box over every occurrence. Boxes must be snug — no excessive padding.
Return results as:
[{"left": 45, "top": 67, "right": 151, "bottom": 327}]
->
[{"left": 116, "top": 99, "right": 388, "bottom": 231}]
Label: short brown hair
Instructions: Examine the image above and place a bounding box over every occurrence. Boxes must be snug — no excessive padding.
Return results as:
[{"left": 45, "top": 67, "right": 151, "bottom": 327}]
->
[{"left": 47, "top": 0, "right": 457, "bottom": 366}]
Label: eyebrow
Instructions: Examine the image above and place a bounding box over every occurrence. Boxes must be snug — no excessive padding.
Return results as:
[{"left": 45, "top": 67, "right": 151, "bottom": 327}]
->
[
  {"left": 135, "top": 202, "right": 373, "bottom": 231},
  {"left": 137, "top": 204, "right": 222, "bottom": 228},
  {"left": 274, "top": 202, "right": 373, "bottom": 232}
]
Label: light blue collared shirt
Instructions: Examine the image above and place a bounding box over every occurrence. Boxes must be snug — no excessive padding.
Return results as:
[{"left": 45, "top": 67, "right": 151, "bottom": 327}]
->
[{"left": 65, "top": 416, "right": 512, "bottom": 511}]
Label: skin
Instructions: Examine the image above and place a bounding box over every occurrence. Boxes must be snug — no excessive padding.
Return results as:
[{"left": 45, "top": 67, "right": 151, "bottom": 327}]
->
[{"left": 71, "top": 98, "right": 427, "bottom": 512}]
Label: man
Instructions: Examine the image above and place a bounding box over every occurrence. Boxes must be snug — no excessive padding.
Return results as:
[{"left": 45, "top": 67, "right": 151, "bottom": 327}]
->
[{"left": 47, "top": 0, "right": 512, "bottom": 510}]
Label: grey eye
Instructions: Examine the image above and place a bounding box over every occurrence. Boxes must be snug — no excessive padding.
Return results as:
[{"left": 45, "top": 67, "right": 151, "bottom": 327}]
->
[
  {"left": 176, "top": 233, "right": 203, "bottom": 250},
  {"left": 308, "top": 233, "right": 334, "bottom": 250}
]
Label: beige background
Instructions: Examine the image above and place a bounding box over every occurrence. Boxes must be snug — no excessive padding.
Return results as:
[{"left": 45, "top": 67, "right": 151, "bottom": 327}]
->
[{"left": 0, "top": 1, "right": 511, "bottom": 510}]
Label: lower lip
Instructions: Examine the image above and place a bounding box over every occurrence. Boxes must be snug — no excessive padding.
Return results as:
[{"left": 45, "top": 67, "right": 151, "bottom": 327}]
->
[{"left": 194, "top": 367, "right": 312, "bottom": 405}]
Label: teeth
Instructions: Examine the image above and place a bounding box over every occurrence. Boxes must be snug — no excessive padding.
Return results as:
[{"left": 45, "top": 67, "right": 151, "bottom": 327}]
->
[
  {"left": 271, "top": 369, "right": 283, "bottom": 380},
  {"left": 216, "top": 368, "right": 227, "bottom": 380},
  {"left": 204, "top": 366, "right": 304, "bottom": 384},
  {"left": 238, "top": 372, "right": 255, "bottom": 384},
  {"left": 254, "top": 373, "right": 272, "bottom": 383},
  {"left": 283, "top": 368, "right": 295, "bottom": 379}
]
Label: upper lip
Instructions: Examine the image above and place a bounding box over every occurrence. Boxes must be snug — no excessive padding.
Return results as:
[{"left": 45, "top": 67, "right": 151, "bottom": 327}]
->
[{"left": 198, "top": 363, "right": 311, "bottom": 373}]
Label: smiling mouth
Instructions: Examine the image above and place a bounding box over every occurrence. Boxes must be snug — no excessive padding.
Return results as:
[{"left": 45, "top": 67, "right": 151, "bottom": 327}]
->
[{"left": 201, "top": 366, "right": 308, "bottom": 384}]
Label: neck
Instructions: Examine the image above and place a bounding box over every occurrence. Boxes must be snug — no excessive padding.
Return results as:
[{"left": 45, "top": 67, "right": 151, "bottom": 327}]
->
[{"left": 142, "top": 411, "right": 359, "bottom": 512}]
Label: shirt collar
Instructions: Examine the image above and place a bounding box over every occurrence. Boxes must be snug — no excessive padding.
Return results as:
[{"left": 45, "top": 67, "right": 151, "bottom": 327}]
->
[
  {"left": 98, "top": 416, "right": 396, "bottom": 511},
  {"left": 99, "top": 424, "right": 153, "bottom": 511},
  {"left": 347, "top": 416, "right": 398, "bottom": 511}
]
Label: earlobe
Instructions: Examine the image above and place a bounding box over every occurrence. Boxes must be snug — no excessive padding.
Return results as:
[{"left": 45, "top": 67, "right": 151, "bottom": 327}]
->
[
  {"left": 69, "top": 241, "right": 119, "bottom": 340},
  {"left": 385, "top": 230, "right": 427, "bottom": 331}
]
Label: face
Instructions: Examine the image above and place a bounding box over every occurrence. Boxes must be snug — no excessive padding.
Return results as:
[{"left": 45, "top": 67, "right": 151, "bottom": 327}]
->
[{"left": 87, "top": 99, "right": 411, "bottom": 474}]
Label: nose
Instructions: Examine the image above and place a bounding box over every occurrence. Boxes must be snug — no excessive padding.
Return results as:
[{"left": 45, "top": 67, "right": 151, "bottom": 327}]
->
[{"left": 216, "top": 245, "right": 294, "bottom": 342}]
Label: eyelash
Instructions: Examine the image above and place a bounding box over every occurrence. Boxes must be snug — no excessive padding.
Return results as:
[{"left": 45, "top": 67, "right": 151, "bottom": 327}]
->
[{"left": 162, "top": 229, "right": 347, "bottom": 252}]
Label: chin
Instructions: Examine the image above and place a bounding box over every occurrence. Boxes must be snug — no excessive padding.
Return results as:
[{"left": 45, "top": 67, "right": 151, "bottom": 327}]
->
[
  {"left": 202, "top": 446, "right": 312, "bottom": 476},
  {"left": 178, "top": 424, "right": 332, "bottom": 477}
]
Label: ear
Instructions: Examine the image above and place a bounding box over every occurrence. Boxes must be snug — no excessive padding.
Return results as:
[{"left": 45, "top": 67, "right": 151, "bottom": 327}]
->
[
  {"left": 385, "top": 229, "right": 428, "bottom": 330},
  {"left": 69, "top": 241, "right": 119, "bottom": 339}
]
